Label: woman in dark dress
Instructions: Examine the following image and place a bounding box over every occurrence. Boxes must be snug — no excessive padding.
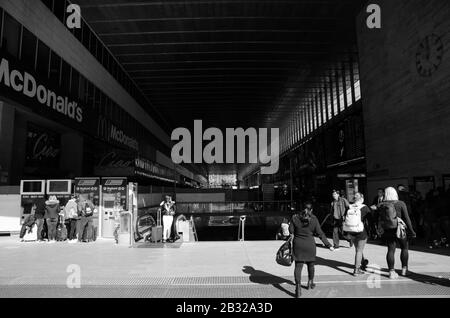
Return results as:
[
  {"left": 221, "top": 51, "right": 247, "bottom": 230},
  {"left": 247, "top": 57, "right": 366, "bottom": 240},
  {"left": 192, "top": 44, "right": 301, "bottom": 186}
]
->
[{"left": 289, "top": 208, "right": 334, "bottom": 298}]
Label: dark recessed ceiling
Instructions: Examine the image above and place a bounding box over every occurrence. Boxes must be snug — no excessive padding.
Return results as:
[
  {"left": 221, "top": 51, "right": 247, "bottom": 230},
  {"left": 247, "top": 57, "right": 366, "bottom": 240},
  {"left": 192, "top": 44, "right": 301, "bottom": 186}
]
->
[{"left": 76, "top": 0, "right": 365, "bottom": 133}]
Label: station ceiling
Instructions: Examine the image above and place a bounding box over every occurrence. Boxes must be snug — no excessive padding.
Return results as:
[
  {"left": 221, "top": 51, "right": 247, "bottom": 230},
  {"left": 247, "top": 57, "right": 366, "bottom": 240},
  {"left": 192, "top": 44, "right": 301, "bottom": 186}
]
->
[{"left": 76, "top": 0, "right": 366, "bottom": 132}]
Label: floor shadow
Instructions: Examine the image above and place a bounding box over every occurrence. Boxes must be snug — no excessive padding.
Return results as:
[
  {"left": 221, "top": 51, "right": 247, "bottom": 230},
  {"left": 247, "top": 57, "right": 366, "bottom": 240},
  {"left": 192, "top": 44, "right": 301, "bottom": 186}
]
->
[
  {"left": 403, "top": 271, "right": 450, "bottom": 288},
  {"left": 315, "top": 257, "right": 355, "bottom": 275},
  {"left": 242, "top": 266, "right": 296, "bottom": 297}
]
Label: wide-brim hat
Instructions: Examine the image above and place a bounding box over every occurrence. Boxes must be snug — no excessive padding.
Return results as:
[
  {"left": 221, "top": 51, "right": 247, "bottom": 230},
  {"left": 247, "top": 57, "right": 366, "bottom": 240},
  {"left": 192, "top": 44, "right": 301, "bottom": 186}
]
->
[{"left": 45, "top": 195, "right": 59, "bottom": 205}]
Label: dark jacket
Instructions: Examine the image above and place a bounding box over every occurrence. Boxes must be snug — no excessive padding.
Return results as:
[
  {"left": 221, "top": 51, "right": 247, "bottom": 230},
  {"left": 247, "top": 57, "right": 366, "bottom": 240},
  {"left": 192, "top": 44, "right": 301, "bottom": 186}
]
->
[
  {"left": 34, "top": 199, "right": 46, "bottom": 219},
  {"left": 79, "top": 200, "right": 96, "bottom": 217},
  {"left": 44, "top": 203, "right": 60, "bottom": 219},
  {"left": 330, "top": 197, "right": 349, "bottom": 220}
]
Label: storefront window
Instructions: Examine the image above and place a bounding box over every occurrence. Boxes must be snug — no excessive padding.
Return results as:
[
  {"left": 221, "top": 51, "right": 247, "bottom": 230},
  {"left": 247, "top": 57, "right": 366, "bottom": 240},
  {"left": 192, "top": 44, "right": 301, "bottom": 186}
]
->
[
  {"left": 60, "top": 60, "right": 71, "bottom": 94},
  {"left": 36, "top": 40, "right": 50, "bottom": 78},
  {"left": 2, "top": 13, "right": 21, "bottom": 59},
  {"left": 49, "top": 50, "right": 61, "bottom": 87},
  {"left": 21, "top": 27, "right": 37, "bottom": 71}
]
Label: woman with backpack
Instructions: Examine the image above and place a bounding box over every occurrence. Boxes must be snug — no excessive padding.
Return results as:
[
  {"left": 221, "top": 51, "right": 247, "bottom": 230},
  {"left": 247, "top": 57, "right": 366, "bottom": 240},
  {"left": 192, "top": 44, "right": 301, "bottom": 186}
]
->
[
  {"left": 343, "top": 192, "right": 371, "bottom": 276},
  {"left": 289, "top": 208, "right": 334, "bottom": 298},
  {"left": 378, "top": 187, "right": 416, "bottom": 279}
]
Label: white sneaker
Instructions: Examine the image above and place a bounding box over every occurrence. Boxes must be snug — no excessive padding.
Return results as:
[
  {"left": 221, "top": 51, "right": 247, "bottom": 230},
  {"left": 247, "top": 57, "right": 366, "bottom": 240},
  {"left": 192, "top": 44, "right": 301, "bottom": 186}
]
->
[
  {"left": 48, "top": 240, "right": 56, "bottom": 244},
  {"left": 389, "top": 271, "right": 399, "bottom": 279}
]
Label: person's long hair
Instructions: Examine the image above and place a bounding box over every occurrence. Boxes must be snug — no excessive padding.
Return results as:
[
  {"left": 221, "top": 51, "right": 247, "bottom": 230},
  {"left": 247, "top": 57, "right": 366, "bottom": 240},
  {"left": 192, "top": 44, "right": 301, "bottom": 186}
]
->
[
  {"left": 384, "top": 187, "right": 399, "bottom": 201},
  {"left": 298, "top": 208, "right": 312, "bottom": 226}
]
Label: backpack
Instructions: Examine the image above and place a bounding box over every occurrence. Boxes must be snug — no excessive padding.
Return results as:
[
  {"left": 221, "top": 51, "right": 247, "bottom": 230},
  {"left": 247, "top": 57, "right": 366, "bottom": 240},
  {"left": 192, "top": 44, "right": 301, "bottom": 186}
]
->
[
  {"left": 343, "top": 205, "right": 364, "bottom": 233},
  {"left": 56, "top": 217, "right": 68, "bottom": 241},
  {"left": 379, "top": 202, "right": 398, "bottom": 230}
]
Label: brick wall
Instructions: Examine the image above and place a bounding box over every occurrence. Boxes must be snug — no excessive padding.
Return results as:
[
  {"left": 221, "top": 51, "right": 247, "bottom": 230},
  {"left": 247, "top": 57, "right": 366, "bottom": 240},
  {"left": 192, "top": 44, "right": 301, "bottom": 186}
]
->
[{"left": 356, "top": 0, "right": 450, "bottom": 198}]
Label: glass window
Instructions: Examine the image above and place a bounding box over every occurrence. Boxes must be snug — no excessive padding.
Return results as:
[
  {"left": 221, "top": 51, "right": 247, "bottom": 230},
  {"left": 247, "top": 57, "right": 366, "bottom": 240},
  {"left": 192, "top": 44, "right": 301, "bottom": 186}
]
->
[
  {"left": 2, "top": 13, "right": 21, "bottom": 58},
  {"left": 79, "top": 75, "right": 86, "bottom": 102},
  {"left": 36, "top": 40, "right": 50, "bottom": 78},
  {"left": 49, "top": 50, "right": 61, "bottom": 87},
  {"left": 86, "top": 81, "right": 94, "bottom": 106},
  {"left": 321, "top": 88, "right": 327, "bottom": 124},
  {"left": 21, "top": 27, "right": 37, "bottom": 70},
  {"left": 94, "top": 87, "right": 101, "bottom": 112},
  {"left": 345, "top": 62, "right": 353, "bottom": 107},
  {"left": 53, "top": 0, "right": 65, "bottom": 23},
  {"left": 338, "top": 68, "right": 345, "bottom": 112},
  {"left": 60, "top": 60, "right": 71, "bottom": 94},
  {"left": 354, "top": 61, "right": 361, "bottom": 101},
  {"left": 71, "top": 68, "right": 80, "bottom": 98},
  {"left": 82, "top": 21, "right": 91, "bottom": 49}
]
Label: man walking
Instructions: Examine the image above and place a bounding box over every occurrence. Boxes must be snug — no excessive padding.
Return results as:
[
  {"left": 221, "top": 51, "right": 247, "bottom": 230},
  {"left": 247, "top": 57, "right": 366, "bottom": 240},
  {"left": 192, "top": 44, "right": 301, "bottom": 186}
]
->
[{"left": 330, "top": 190, "right": 350, "bottom": 250}]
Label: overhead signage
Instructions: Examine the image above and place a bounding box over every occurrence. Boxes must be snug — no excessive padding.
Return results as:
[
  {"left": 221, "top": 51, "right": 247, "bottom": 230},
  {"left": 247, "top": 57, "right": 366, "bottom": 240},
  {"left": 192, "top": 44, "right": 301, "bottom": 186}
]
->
[
  {"left": 0, "top": 56, "right": 83, "bottom": 123},
  {"left": 97, "top": 116, "right": 139, "bottom": 152}
]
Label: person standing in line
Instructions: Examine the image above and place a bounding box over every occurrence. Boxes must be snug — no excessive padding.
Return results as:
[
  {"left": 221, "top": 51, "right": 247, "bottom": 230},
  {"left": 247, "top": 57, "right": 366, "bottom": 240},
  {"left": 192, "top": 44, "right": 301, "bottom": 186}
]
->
[
  {"left": 160, "top": 195, "right": 175, "bottom": 243},
  {"left": 78, "top": 199, "right": 96, "bottom": 243},
  {"left": 44, "top": 196, "right": 60, "bottom": 243},
  {"left": 34, "top": 197, "right": 46, "bottom": 242},
  {"left": 378, "top": 187, "right": 416, "bottom": 279},
  {"left": 369, "top": 188, "right": 385, "bottom": 239},
  {"left": 289, "top": 208, "right": 334, "bottom": 298},
  {"left": 19, "top": 208, "right": 37, "bottom": 242},
  {"left": 330, "top": 190, "right": 351, "bottom": 250},
  {"left": 343, "top": 192, "right": 371, "bottom": 275},
  {"left": 65, "top": 195, "right": 79, "bottom": 243}
]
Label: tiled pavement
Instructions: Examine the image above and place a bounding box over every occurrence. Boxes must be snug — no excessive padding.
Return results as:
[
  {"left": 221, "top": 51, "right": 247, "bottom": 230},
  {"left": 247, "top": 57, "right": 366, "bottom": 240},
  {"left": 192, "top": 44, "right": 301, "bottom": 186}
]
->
[{"left": 0, "top": 236, "right": 449, "bottom": 298}]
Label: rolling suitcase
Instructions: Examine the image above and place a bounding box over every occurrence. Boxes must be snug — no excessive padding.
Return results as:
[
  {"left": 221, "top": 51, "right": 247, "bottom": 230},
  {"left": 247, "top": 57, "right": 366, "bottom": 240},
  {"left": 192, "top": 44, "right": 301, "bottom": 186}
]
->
[{"left": 150, "top": 209, "right": 163, "bottom": 243}]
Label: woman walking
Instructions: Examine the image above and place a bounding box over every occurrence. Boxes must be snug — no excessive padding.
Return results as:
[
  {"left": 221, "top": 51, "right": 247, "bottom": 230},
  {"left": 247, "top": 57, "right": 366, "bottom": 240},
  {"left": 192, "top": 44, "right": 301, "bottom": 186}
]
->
[
  {"left": 343, "top": 192, "right": 371, "bottom": 275},
  {"left": 289, "top": 208, "right": 334, "bottom": 298},
  {"left": 378, "top": 187, "right": 416, "bottom": 279}
]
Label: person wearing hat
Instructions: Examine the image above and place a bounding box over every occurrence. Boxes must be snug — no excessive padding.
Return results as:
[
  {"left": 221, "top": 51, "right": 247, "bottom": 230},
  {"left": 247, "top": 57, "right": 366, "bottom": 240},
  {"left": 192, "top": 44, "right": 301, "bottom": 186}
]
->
[
  {"left": 45, "top": 195, "right": 60, "bottom": 243},
  {"left": 64, "top": 194, "right": 80, "bottom": 243}
]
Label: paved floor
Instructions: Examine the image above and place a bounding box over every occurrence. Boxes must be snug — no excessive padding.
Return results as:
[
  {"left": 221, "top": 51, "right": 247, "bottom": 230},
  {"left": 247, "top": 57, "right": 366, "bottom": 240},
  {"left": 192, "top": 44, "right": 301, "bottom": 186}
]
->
[{"left": 0, "top": 236, "right": 449, "bottom": 298}]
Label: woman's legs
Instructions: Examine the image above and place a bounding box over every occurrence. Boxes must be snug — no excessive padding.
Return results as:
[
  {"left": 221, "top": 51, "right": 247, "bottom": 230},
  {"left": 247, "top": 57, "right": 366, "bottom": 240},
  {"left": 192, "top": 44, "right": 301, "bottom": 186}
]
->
[
  {"left": 294, "top": 262, "right": 304, "bottom": 285},
  {"left": 397, "top": 237, "right": 409, "bottom": 269},
  {"left": 386, "top": 238, "right": 396, "bottom": 270},
  {"left": 354, "top": 238, "right": 367, "bottom": 270}
]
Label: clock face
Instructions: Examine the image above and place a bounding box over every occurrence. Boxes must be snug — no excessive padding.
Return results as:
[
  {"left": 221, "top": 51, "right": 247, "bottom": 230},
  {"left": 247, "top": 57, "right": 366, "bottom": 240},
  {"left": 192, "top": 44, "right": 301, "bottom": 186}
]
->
[{"left": 416, "top": 34, "right": 444, "bottom": 77}]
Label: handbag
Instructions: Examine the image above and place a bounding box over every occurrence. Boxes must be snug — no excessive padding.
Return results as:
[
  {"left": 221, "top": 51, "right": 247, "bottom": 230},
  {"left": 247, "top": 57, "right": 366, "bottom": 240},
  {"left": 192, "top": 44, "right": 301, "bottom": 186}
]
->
[
  {"left": 276, "top": 237, "right": 293, "bottom": 267},
  {"left": 396, "top": 217, "right": 407, "bottom": 239}
]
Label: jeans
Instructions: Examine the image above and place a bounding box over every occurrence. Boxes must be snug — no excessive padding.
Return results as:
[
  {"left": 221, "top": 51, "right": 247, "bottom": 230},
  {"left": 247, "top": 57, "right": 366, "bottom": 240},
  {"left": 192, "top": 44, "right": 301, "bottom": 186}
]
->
[
  {"left": 294, "top": 261, "right": 315, "bottom": 284},
  {"left": 69, "top": 219, "right": 78, "bottom": 240},
  {"left": 332, "top": 218, "right": 351, "bottom": 248},
  {"left": 46, "top": 218, "right": 58, "bottom": 241},
  {"left": 36, "top": 218, "right": 45, "bottom": 240},
  {"left": 163, "top": 215, "right": 174, "bottom": 240},
  {"left": 384, "top": 229, "right": 409, "bottom": 270},
  {"left": 78, "top": 216, "right": 93, "bottom": 242}
]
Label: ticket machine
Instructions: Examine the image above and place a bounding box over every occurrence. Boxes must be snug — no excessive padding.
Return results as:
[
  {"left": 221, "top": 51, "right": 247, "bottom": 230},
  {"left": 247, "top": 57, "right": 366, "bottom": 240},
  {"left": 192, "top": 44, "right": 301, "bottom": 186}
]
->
[
  {"left": 74, "top": 178, "right": 100, "bottom": 237},
  {"left": 101, "top": 177, "right": 128, "bottom": 238},
  {"left": 20, "top": 180, "right": 46, "bottom": 223},
  {"left": 46, "top": 179, "right": 73, "bottom": 211}
]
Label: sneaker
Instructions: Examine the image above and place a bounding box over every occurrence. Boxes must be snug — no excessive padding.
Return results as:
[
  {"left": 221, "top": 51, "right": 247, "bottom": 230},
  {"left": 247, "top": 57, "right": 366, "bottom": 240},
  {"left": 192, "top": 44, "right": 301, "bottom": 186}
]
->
[
  {"left": 48, "top": 240, "right": 56, "bottom": 244},
  {"left": 334, "top": 247, "right": 340, "bottom": 251},
  {"left": 68, "top": 239, "right": 77, "bottom": 244},
  {"left": 389, "top": 271, "right": 399, "bottom": 279},
  {"left": 361, "top": 259, "right": 369, "bottom": 271}
]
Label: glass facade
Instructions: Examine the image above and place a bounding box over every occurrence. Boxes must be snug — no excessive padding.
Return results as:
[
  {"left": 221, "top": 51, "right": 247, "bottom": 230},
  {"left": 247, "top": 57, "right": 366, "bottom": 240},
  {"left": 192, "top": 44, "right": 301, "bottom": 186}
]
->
[{"left": 280, "top": 55, "right": 362, "bottom": 155}]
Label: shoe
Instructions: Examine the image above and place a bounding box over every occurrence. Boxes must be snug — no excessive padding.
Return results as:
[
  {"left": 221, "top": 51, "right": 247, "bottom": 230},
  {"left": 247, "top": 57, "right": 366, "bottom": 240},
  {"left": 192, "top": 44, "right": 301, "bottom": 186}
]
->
[
  {"left": 401, "top": 267, "right": 408, "bottom": 276},
  {"left": 353, "top": 268, "right": 365, "bottom": 276},
  {"left": 334, "top": 247, "right": 340, "bottom": 251},
  {"left": 68, "top": 239, "right": 77, "bottom": 244},
  {"left": 295, "top": 284, "right": 301, "bottom": 298},
  {"left": 307, "top": 280, "right": 316, "bottom": 290},
  {"left": 389, "top": 270, "right": 399, "bottom": 279},
  {"left": 361, "top": 259, "right": 369, "bottom": 271}
]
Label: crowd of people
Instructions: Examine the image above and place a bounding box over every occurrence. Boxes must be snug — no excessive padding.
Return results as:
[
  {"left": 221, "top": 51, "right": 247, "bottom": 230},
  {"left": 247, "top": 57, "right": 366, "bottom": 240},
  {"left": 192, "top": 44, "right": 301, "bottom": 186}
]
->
[
  {"left": 286, "top": 186, "right": 429, "bottom": 298},
  {"left": 19, "top": 194, "right": 98, "bottom": 243}
]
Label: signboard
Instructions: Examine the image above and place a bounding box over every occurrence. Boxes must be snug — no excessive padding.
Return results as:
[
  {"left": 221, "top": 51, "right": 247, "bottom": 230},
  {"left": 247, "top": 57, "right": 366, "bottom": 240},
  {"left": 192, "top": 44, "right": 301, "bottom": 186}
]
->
[
  {"left": 135, "top": 157, "right": 176, "bottom": 182},
  {"left": 0, "top": 51, "right": 95, "bottom": 134},
  {"left": 345, "top": 179, "right": 359, "bottom": 203},
  {"left": 25, "top": 123, "right": 60, "bottom": 168},
  {"left": 101, "top": 177, "right": 128, "bottom": 211},
  {"left": 97, "top": 116, "right": 139, "bottom": 152}
]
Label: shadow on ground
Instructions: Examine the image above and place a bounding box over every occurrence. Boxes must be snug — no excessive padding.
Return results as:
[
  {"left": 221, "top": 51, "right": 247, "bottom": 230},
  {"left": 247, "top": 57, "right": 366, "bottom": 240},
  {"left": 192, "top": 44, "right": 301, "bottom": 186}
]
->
[{"left": 242, "top": 266, "right": 295, "bottom": 297}]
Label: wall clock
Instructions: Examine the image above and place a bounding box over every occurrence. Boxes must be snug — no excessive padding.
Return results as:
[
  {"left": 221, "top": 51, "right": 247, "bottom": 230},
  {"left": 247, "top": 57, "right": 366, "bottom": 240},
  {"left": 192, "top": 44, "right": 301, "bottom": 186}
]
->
[{"left": 416, "top": 34, "right": 444, "bottom": 77}]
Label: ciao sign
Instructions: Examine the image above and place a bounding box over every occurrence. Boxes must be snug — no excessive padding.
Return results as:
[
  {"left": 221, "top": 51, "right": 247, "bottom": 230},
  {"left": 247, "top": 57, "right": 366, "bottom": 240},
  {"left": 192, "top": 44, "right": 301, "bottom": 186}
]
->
[{"left": 25, "top": 124, "right": 60, "bottom": 167}]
